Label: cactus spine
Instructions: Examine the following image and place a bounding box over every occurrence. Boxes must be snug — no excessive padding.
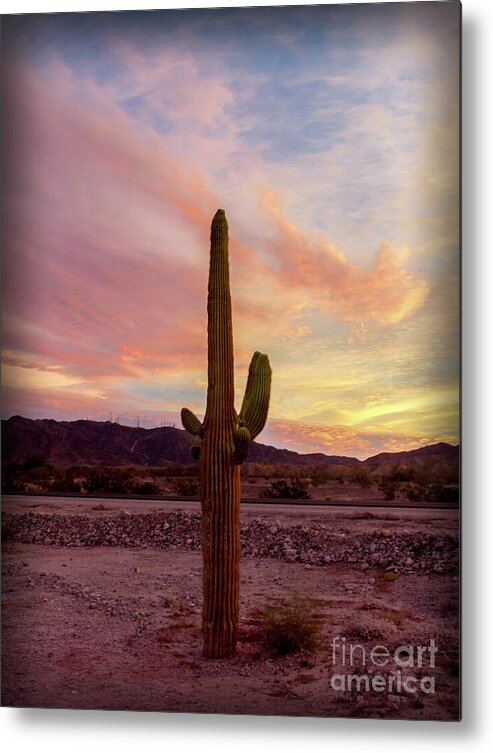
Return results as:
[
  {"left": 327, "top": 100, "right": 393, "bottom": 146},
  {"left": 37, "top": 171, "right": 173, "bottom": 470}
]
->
[{"left": 181, "top": 209, "right": 271, "bottom": 658}]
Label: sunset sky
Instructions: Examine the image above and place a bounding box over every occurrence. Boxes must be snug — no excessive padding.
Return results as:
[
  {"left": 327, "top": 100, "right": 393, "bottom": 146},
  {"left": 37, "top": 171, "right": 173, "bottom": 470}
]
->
[{"left": 1, "top": 3, "right": 460, "bottom": 459}]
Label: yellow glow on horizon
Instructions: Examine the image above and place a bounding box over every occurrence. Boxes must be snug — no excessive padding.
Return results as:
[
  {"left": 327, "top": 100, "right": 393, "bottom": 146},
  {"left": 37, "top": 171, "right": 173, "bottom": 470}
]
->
[
  {"left": 1, "top": 364, "right": 106, "bottom": 400},
  {"left": 341, "top": 388, "right": 459, "bottom": 427}
]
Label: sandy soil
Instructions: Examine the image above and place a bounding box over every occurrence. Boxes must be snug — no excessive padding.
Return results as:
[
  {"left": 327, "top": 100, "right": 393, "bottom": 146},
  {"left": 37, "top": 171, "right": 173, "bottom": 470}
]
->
[{"left": 1, "top": 505, "right": 460, "bottom": 721}]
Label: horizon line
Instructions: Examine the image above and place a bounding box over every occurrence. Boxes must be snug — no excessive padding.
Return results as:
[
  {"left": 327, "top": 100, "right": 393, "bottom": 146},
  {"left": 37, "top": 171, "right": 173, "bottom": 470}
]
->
[{"left": 1, "top": 413, "right": 460, "bottom": 464}]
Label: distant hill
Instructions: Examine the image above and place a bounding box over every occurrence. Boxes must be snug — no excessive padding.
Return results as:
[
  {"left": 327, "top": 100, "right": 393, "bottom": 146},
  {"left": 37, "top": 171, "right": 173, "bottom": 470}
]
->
[
  {"left": 363, "top": 442, "right": 460, "bottom": 477},
  {"left": 1, "top": 415, "right": 459, "bottom": 478}
]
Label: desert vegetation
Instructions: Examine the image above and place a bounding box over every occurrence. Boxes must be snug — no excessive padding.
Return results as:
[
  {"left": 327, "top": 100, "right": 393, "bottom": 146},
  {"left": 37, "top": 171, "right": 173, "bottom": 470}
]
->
[
  {"left": 260, "top": 594, "right": 322, "bottom": 655},
  {"left": 1, "top": 456, "right": 459, "bottom": 506}
]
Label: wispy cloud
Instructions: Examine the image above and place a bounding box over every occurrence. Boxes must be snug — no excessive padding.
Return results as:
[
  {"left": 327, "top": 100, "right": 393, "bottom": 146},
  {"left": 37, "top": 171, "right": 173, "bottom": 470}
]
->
[{"left": 259, "top": 191, "right": 429, "bottom": 327}]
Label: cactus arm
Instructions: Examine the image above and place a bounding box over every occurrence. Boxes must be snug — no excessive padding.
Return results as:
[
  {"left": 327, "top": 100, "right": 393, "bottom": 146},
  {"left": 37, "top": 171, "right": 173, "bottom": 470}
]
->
[
  {"left": 181, "top": 407, "right": 203, "bottom": 436},
  {"left": 233, "top": 426, "right": 251, "bottom": 463},
  {"left": 239, "top": 351, "right": 272, "bottom": 440}
]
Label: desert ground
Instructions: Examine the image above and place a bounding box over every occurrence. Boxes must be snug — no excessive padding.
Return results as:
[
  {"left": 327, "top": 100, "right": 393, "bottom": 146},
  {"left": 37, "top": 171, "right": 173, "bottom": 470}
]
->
[{"left": 1, "top": 495, "right": 460, "bottom": 720}]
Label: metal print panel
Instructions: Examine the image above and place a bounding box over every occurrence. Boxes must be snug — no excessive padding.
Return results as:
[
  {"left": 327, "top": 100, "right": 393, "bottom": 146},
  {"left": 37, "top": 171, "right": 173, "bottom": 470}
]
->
[{"left": 1, "top": 2, "right": 460, "bottom": 721}]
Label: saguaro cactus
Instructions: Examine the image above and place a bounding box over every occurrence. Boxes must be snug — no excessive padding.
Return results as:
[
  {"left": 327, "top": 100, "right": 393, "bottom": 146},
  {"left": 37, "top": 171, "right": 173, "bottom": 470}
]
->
[{"left": 181, "top": 209, "right": 271, "bottom": 658}]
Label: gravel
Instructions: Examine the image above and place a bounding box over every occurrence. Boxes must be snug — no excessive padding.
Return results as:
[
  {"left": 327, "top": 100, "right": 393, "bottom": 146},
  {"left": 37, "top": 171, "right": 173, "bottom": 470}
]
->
[{"left": 1, "top": 511, "right": 459, "bottom": 575}]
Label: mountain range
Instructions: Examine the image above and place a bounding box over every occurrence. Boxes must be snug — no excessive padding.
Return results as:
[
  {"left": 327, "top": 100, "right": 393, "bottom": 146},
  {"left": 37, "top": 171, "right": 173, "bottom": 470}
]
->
[{"left": 1, "top": 415, "right": 459, "bottom": 478}]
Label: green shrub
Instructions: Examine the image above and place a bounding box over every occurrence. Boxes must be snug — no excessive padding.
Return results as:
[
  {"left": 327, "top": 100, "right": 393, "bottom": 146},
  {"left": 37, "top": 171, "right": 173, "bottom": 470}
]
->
[
  {"left": 261, "top": 595, "right": 320, "bottom": 654},
  {"left": 261, "top": 478, "right": 311, "bottom": 500}
]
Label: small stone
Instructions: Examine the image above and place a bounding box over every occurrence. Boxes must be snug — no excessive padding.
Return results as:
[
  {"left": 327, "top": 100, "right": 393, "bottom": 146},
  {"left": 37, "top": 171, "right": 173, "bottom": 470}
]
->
[
  {"left": 388, "top": 694, "right": 400, "bottom": 704},
  {"left": 269, "top": 526, "right": 278, "bottom": 535},
  {"left": 304, "top": 564, "right": 312, "bottom": 571},
  {"left": 360, "top": 562, "right": 370, "bottom": 571},
  {"left": 323, "top": 555, "right": 332, "bottom": 564}
]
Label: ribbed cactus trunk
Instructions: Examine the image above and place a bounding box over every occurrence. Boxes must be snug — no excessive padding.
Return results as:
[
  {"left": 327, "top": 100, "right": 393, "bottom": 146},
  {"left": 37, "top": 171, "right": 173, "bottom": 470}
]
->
[
  {"left": 201, "top": 209, "right": 240, "bottom": 658},
  {"left": 181, "top": 208, "right": 271, "bottom": 659}
]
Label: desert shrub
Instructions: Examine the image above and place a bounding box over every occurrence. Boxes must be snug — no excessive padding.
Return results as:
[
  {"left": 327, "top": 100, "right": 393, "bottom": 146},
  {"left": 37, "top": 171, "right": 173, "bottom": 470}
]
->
[
  {"left": 350, "top": 468, "right": 373, "bottom": 488},
  {"left": 402, "top": 483, "right": 423, "bottom": 502},
  {"left": 84, "top": 467, "right": 133, "bottom": 495},
  {"left": 261, "top": 596, "right": 320, "bottom": 655},
  {"left": 23, "top": 454, "right": 48, "bottom": 471},
  {"left": 23, "top": 464, "right": 53, "bottom": 482},
  {"left": 387, "top": 464, "right": 412, "bottom": 482},
  {"left": 172, "top": 476, "right": 200, "bottom": 496},
  {"left": 311, "top": 468, "right": 330, "bottom": 486},
  {"left": 131, "top": 480, "right": 160, "bottom": 495},
  {"left": 426, "top": 482, "right": 459, "bottom": 505},
  {"left": 403, "top": 481, "right": 459, "bottom": 505},
  {"left": 377, "top": 477, "right": 398, "bottom": 501},
  {"left": 50, "top": 469, "right": 83, "bottom": 493},
  {"left": 49, "top": 466, "right": 85, "bottom": 493},
  {"left": 151, "top": 465, "right": 196, "bottom": 478},
  {"left": 261, "top": 477, "right": 311, "bottom": 500}
]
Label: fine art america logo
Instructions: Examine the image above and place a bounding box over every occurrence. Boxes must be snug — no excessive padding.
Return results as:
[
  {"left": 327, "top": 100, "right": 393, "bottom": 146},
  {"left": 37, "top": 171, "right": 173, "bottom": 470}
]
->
[{"left": 329, "top": 636, "right": 437, "bottom": 695}]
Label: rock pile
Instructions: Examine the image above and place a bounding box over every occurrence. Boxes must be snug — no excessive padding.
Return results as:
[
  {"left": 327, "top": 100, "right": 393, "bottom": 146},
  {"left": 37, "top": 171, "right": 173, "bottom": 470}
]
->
[{"left": 2, "top": 511, "right": 459, "bottom": 575}]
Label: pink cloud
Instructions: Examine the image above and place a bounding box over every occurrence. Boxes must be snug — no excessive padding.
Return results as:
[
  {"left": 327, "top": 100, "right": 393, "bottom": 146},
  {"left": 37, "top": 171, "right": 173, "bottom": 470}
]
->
[
  {"left": 259, "top": 191, "right": 429, "bottom": 327},
  {"left": 1, "top": 60, "right": 223, "bottom": 383},
  {"left": 109, "top": 39, "right": 234, "bottom": 128}
]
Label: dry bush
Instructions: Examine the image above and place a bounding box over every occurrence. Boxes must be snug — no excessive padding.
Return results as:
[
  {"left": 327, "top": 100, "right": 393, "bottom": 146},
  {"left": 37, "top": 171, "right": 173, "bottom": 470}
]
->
[{"left": 261, "top": 595, "right": 321, "bottom": 655}]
